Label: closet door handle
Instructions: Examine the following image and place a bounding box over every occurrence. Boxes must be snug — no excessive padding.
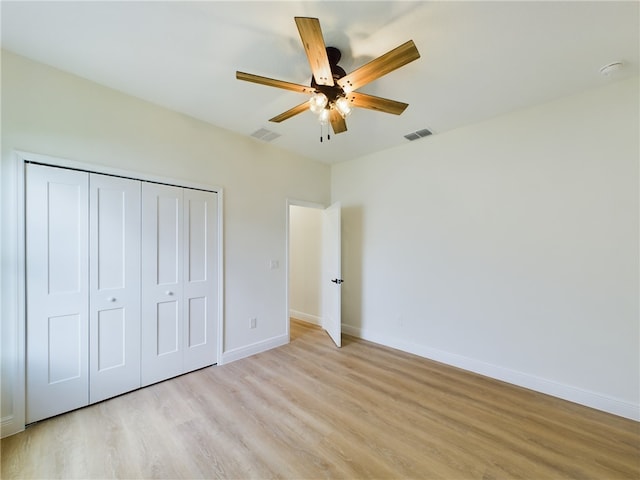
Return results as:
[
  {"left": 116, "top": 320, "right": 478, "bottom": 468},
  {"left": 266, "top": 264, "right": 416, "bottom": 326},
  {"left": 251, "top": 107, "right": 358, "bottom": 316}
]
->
[
  {"left": 165, "top": 291, "right": 174, "bottom": 296},
  {"left": 107, "top": 297, "right": 117, "bottom": 302}
]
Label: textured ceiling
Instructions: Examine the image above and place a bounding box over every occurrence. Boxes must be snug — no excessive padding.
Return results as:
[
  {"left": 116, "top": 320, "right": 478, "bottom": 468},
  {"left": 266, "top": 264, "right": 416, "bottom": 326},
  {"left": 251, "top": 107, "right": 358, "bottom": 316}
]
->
[{"left": 2, "top": 1, "right": 638, "bottom": 164}]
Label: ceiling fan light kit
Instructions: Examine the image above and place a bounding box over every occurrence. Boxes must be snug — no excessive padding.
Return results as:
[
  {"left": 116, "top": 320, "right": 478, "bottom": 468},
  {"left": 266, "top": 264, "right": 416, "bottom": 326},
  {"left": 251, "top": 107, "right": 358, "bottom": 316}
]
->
[
  {"left": 309, "top": 92, "right": 328, "bottom": 113},
  {"left": 236, "top": 17, "right": 420, "bottom": 141},
  {"left": 334, "top": 97, "right": 352, "bottom": 117}
]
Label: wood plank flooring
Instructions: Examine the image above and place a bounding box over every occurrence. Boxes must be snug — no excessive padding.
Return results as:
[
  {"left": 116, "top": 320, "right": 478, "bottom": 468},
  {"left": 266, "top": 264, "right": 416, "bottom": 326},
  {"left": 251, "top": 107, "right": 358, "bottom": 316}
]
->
[{"left": 2, "top": 319, "right": 639, "bottom": 479}]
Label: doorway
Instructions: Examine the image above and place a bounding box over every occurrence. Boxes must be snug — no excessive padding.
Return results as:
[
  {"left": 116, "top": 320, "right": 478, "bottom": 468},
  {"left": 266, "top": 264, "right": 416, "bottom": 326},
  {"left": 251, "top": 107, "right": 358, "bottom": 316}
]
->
[
  {"left": 288, "top": 203, "right": 324, "bottom": 336},
  {"left": 286, "top": 200, "right": 342, "bottom": 347}
]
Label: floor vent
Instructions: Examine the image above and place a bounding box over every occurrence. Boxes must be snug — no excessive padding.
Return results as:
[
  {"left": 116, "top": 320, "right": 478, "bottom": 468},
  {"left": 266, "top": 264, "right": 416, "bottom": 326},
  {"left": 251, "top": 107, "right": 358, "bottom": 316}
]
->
[
  {"left": 251, "top": 128, "right": 281, "bottom": 142},
  {"left": 404, "top": 128, "right": 432, "bottom": 141}
]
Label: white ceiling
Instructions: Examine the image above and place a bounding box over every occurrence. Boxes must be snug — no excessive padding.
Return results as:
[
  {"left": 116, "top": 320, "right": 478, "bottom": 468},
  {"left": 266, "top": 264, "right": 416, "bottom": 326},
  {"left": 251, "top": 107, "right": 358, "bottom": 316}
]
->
[{"left": 2, "top": 1, "right": 638, "bottom": 164}]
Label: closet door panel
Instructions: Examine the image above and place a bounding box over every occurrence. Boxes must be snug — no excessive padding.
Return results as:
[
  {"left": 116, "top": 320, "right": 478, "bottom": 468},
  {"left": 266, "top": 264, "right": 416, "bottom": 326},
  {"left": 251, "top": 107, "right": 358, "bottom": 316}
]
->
[
  {"left": 26, "top": 164, "right": 89, "bottom": 423},
  {"left": 183, "top": 189, "right": 218, "bottom": 370},
  {"left": 89, "top": 174, "right": 141, "bottom": 403},
  {"left": 141, "top": 183, "right": 184, "bottom": 386}
]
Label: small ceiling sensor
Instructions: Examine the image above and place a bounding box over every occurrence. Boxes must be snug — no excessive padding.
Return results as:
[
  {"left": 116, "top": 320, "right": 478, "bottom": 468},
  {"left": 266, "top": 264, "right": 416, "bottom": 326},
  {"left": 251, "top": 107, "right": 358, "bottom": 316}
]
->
[{"left": 599, "top": 61, "right": 624, "bottom": 76}]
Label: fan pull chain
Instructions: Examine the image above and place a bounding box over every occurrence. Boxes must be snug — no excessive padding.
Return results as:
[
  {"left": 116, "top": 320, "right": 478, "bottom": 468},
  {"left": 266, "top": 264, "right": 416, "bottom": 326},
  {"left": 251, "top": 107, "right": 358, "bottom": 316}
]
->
[{"left": 319, "top": 124, "right": 331, "bottom": 143}]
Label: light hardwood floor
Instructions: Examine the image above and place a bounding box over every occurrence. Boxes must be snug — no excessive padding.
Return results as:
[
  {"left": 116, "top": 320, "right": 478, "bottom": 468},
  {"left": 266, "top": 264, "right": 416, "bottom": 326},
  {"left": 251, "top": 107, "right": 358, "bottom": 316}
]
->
[{"left": 2, "top": 319, "right": 639, "bottom": 479}]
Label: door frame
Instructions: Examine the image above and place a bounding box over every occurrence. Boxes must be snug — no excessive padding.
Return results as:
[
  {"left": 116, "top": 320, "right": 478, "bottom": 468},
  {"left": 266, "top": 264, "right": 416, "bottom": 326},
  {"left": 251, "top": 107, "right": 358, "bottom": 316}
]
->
[
  {"left": 285, "top": 198, "right": 326, "bottom": 341},
  {"left": 9, "top": 150, "right": 224, "bottom": 435}
]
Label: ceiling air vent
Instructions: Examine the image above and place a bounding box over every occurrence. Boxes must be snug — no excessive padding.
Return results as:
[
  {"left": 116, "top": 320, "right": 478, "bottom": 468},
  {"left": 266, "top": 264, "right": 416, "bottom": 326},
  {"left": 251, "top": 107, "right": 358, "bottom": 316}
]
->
[
  {"left": 404, "top": 128, "right": 432, "bottom": 141},
  {"left": 251, "top": 128, "right": 281, "bottom": 142}
]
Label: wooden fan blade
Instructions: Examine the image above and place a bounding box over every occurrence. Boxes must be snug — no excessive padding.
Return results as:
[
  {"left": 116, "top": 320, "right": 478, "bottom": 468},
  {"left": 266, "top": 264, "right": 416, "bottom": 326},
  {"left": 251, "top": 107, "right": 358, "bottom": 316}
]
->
[
  {"left": 329, "top": 109, "right": 347, "bottom": 134},
  {"left": 337, "top": 40, "right": 420, "bottom": 92},
  {"left": 295, "top": 17, "right": 334, "bottom": 87},
  {"left": 346, "top": 92, "right": 409, "bottom": 115},
  {"left": 236, "top": 71, "right": 315, "bottom": 94},
  {"left": 269, "top": 101, "right": 310, "bottom": 123}
]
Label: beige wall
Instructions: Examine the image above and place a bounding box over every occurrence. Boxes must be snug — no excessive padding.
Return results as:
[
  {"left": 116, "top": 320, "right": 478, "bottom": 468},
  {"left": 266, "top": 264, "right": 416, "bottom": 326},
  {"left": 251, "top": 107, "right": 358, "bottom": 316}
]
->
[
  {"left": 332, "top": 76, "right": 640, "bottom": 419},
  {"left": 1, "top": 51, "right": 330, "bottom": 436}
]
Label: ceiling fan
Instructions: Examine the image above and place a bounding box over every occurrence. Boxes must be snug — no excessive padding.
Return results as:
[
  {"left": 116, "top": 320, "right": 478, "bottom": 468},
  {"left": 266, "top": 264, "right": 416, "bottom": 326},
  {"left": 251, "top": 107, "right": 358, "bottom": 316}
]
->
[{"left": 236, "top": 17, "right": 420, "bottom": 139}]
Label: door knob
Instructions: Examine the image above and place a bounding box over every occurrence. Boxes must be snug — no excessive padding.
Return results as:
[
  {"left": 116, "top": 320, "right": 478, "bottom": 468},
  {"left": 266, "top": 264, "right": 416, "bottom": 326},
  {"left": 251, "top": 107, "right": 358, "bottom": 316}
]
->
[
  {"left": 331, "top": 279, "right": 344, "bottom": 285},
  {"left": 165, "top": 291, "right": 174, "bottom": 296},
  {"left": 107, "top": 297, "right": 117, "bottom": 302}
]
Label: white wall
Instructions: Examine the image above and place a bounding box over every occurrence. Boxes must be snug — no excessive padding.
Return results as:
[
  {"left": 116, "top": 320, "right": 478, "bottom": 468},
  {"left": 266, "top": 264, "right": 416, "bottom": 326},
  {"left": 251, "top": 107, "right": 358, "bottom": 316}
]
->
[
  {"left": 332, "top": 76, "right": 640, "bottom": 420},
  {"left": 289, "top": 205, "right": 323, "bottom": 324},
  {"left": 1, "top": 51, "right": 330, "bottom": 436},
  {"left": 2, "top": 49, "right": 637, "bottom": 438}
]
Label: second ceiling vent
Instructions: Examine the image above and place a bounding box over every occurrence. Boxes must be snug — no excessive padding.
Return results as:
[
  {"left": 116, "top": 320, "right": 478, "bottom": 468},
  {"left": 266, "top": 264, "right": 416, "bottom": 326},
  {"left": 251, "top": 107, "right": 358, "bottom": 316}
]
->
[{"left": 404, "top": 128, "right": 432, "bottom": 141}]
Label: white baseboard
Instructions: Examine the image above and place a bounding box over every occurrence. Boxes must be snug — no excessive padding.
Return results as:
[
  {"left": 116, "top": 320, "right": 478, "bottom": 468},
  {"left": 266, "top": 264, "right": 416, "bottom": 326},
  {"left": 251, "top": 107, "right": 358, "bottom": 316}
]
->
[
  {"left": 221, "top": 334, "right": 289, "bottom": 365},
  {"left": 342, "top": 324, "right": 640, "bottom": 422},
  {"left": 1, "top": 415, "right": 24, "bottom": 439},
  {"left": 289, "top": 310, "right": 321, "bottom": 326}
]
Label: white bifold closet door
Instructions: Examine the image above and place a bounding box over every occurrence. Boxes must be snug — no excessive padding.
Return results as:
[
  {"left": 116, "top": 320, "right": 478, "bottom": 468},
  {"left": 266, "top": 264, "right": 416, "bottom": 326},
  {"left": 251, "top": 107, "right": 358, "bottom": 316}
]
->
[
  {"left": 182, "top": 188, "right": 219, "bottom": 372},
  {"left": 141, "top": 183, "right": 218, "bottom": 386},
  {"left": 89, "top": 174, "right": 141, "bottom": 404},
  {"left": 26, "top": 164, "right": 217, "bottom": 422},
  {"left": 26, "top": 165, "right": 142, "bottom": 422},
  {"left": 26, "top": 164, "right": 90, "bottom": 423}
]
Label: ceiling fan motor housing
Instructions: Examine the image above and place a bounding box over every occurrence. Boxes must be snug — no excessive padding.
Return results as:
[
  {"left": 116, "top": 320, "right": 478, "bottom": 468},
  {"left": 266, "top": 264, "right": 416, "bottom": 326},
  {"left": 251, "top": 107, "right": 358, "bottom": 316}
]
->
[{"left": 311, "top": 47, "right": 347, "bottom": 102}]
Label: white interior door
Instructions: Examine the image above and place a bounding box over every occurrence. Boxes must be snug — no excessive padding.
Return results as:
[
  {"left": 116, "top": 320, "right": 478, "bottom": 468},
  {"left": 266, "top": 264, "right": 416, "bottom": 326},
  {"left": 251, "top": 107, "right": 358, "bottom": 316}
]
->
[
  {"left": 182, "top": 188, "right": 218, "bottom": 370},
  {"left": 89, "top": 174, "right": 141, "bottom": 403},
  {"left": 141, "top": 183, "right": 184, "bottom": 386},
  {"left": 322, "top": 202, "right": 342, "bottom": 347},
  {"left": 26, "top": 164, "right": 89, "bottom": 423}
]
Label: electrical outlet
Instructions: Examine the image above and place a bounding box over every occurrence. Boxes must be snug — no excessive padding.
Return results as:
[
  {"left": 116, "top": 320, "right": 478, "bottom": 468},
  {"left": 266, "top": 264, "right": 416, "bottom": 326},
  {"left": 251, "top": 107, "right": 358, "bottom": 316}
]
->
[
  {"left": 250, "top": 317, "right": 257, "bottom": 329},
  {"left": 269, "top": 260, "right": 279, "bottom": 270}
]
